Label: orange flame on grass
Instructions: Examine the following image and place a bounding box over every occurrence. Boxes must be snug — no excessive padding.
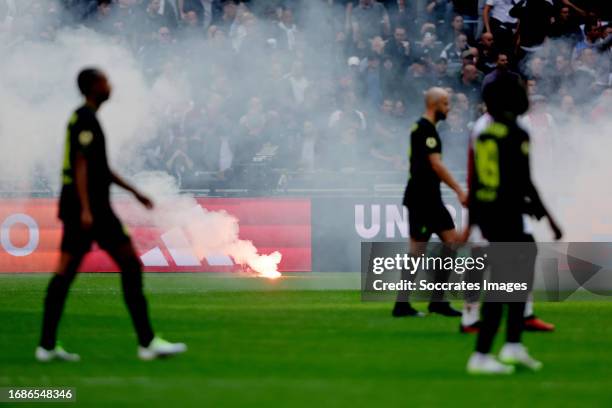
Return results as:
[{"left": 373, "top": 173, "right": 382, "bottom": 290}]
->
[{"left": 246, "top": 251, "right": 282, "bottom": 279}]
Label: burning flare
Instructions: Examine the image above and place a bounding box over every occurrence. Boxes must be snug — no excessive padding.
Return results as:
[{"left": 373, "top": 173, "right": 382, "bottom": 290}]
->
[{"left": 132, "top": 173, "right": 283, "bottom": 278}]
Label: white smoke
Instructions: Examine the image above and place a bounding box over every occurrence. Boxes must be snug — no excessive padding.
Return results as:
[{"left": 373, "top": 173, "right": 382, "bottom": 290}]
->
[
  {"left": 0, "top": 8, "right": 283, "bottom": 277},
  {"left": 530, "top": 105, "right": 612, "bottom": 242},
  {"left": 132, "top": 172, "right": 282, "bottom": 278},
  {"left": 0, "top": 27, "right": 154, "bottom": 185}
]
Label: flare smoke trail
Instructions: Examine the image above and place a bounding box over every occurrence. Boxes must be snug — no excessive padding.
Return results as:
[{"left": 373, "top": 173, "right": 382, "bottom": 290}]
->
[{"left": 133, "top": 172, "right": 282, "bottom": 278}]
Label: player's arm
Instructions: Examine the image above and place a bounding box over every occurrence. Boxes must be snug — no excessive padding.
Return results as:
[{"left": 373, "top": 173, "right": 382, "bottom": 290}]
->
[
  {"left": 381, "top": 9, "right": 390, "bottom": 36},
  {"left": 429, "top": 153, "right": 468, "bottom": 206},
  {"left": 110, "top": 171, "right": 154, "bottom": 209},
  {"left": 524, "top": 177, "right": 562, "bottom": 240},
  {"left": 75, "top": 153, "right": 93, "bottom": 229},
  {"left": 178, "top": 0, "right": 186, "bottom": 19},
  {"left": 459, "top": 141, "right": 476, "bottom": 242},
  {"left": 509, "top": 0, "right": 526, "bottom": 19},
  {"left": 520, "top": 141, "right": 562, "bottom": 240},
  {"left": 483, "top": 4, "right": 493, "bottom": 34},
  {"left": 560, "top": 0, "right": 586, "bottom": 16}
]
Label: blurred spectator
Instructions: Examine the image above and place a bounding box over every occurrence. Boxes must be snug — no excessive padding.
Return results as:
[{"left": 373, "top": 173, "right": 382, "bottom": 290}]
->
[
  {"left": 482, "top": 52, "right": 518, "bottom": 89},
  {"left": 483, "top": 0, "right": 517, "bottom": 56},
  {"left": 351, "top": 0, "right": 390, "bottom": 43},
  {"left": 385, "top": 26, "right": 411, "bottom": 73},
  {"left": 1, "top": 0, "right": 609, "bottom": 193},
  {"left": 555, "top": 94, "right": 579, "bottom": 127},
  {"left": 440, "top": 108, "right": 469, "bottom": 172},
  {"left": 441, "top": 33, "right": 469, "bottom": 74},
  {"left": 146, "top": 0, "right": 179, "bottom": 30},
  {"left": 369, "top": 99, "right": 405, "bottom": 170},
  {"left": 443, "top": 14, "right": 475, "bottom": 45},
  {"left": 178, "top": 0, "right": 221, "bottom": 30},
  {"left": 275, "top": 7, "right": 298, "bottom": 51},
  {"left": 549, "top": 6, "right": 582, "bottom": 42},
  {"left": 573, "top": 20, "right": 603, "bottom": 58},
  {"left": 329, "top": 91, "right": 367, "bottom": 131},
  {"left": 432, "top": 57, "right": 453, "bottom": 87},
  {"left": 476, "top": 31, "right": 497, "bottom": 74},
  {"left": 451, "top": 0, "right": 478, "bottom": 21},
  {"left": 549, "top": 52, "right": 573, "bottom": 94},
  {"left": 425, "top": 0, "right": 450, "bottom": 24},
  {"left": 361, "top": 52, "right": 383, "bottom": 109},
  {"left": 297, "top": 120, "right": 323, "bottom": 171},
  {"left": 510, "top": 0, "right": 555, "bottom": 54},
  {"left": 217, "top": 0, "right": 238, "bottom": 35},
  {"left": 386, "top": 0, "right": 418, "bottom": 39},
  {"left": 285, "top": 60, "right": 310, "bottom": 106},
  {"left": 403, "top": 60, "right": 431, "bottom": 103},
  {"left": 455, "top": 62, "right": 481, "bottom": 103},
  {"left": 570, "top": 47, "right": 600, "bottom": 103},
  {"left": 414, "top": 24, "right": 442, "bottom": 62},
  {"left": 325, "top": 117, "right": 368, "bottom": 171}
]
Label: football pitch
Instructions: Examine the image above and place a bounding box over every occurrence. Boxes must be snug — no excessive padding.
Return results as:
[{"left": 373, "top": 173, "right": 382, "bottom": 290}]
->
[{"left": 1, "top": 273, "right": 610, "bottom": 408}]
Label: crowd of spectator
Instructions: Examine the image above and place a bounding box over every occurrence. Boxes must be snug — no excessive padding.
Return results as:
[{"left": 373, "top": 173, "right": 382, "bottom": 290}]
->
[{"left": 1, "top": 0, "right": 610, "bottom": 191}]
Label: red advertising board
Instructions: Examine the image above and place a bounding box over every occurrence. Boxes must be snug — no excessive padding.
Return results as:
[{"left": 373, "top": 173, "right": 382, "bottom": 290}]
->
[{"left": 0, "top": 198, "right": 311, "bottom": 273}]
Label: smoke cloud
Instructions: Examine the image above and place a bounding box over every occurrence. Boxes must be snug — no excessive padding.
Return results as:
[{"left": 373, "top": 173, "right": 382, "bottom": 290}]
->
[
  {"left": 132, "top": 172, "right": 282, "bottom": 278},
  {"left": 519, "top": 39, "right": 612, "bottom": 242},
  {"left": 0, "top": 0, "right": 610, "bottom": 269},
  {"left": 0, "top": 1, "right": 290, "bottom": 277}
]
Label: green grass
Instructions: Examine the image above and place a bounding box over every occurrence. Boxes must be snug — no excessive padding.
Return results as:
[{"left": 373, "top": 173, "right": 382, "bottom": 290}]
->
[{"left": 0, "top": 273, "right": 611, "bottom": 407}]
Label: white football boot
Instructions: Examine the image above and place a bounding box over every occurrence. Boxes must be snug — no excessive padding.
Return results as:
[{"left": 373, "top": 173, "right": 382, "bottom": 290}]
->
[
  {"left": 138, "top": 337, "right": 187, "bottom": 361},
  {"left": 35, "top": 345, "right": 80, "bottom": 362},
  {"left": 499, "top": 343, "right": 543, "bottom": 371},
  {"left": 467, "top": 352, "right": 514, "bottom": 375}
]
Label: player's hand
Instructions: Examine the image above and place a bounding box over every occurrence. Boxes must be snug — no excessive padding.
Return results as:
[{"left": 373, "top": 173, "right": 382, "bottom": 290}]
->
[
  {"left": 547, "top": 216, "right": 563, "bottom": 241},
  {"left": 458, "top": 226, "right": 471, "bottom": 244},
  {"left": 135, "top": 193, "right": 154, "bottom": 210},
  {"left": 457, "top": 190, "right": 468, "bottom": 207},
  {"left": 80, "top": 210, "right": 93, "bottom": 230}
]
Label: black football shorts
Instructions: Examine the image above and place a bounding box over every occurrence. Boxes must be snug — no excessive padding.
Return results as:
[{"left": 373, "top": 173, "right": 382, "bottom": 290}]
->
[
  {"left": 406, "top": 200, "right": 455, "bottom": 241},
  {"left": 60, "top": 212, "right": 130, "bottom": 254}
]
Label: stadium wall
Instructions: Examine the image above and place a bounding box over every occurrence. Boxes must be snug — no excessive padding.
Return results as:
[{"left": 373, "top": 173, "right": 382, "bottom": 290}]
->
[
  {"left": 0, "top": 198, "right": 311, "bottom": 272},
  {"left": 311, "top": 197, "right": 465, "bottom": 272},
  {"left": 0, "top": 196, "right": 469, "bottom": 273}
]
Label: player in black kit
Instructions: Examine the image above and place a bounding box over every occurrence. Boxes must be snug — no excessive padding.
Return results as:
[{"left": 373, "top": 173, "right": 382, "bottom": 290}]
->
[
  {"left": 392, "top": 87, "right": 468, "bottom": 318},
  {"left": 464, "top": 73, "right": 562, "bottom": 374},
  {"left": 36, "top": 68, "right": 186, "bottom": 362}
]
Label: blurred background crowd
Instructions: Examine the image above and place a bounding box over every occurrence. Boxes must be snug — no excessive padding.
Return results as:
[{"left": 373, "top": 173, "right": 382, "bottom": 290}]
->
[{"left": 0, "top": 0, "right": 610, "bottom": 193}]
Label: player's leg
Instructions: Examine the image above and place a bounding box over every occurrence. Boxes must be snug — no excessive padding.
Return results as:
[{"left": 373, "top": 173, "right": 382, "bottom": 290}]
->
[
  {"left": 476, "top": 302, "right": 503, "bottom": 354},
  {"left": 105, "top": 239, "right": 186, "bottom": 360},
  {"left": 498, "top": 300, "right": 542, "bottom": 371},
  {"left": 460, "top": 301, "right": 481, "bottom": 333},
  {"left": 467, "top": 301, "right": 513, "bottom": 374},
  {"left": 392, "top": 202, "right": 431, "bottom": 318},
  {"left": 498, "top": 239, "right": 542, "bottom": 370},
  {"left": 523, "top": 295, "right": 554, "bottom": 331},
  {"left": 392, "top": 238, "right": 427, "bottom": 317},
  {"left": 460, "top": 240, "right": 493, "bottom": 333},
  {"left": 467, "top": 241, "right": 515, "bottom": 374},
  {"left": 36, "top": 251, "right": 84, "bottom": 362},
  {"left": 437, "top": 228, "right": 458, "bottom": 243},
  {"left": 522, "top": 234, "right": 554, "bottom": 331},
  {"left": 106, "top": 242, "right": 155, "bottom": 347},
  {"left": 427, "top": 227, "right": 461, "bottom": 317},
  {"left": 460, "top": 245, "right": 486, "bottom": 333}
]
